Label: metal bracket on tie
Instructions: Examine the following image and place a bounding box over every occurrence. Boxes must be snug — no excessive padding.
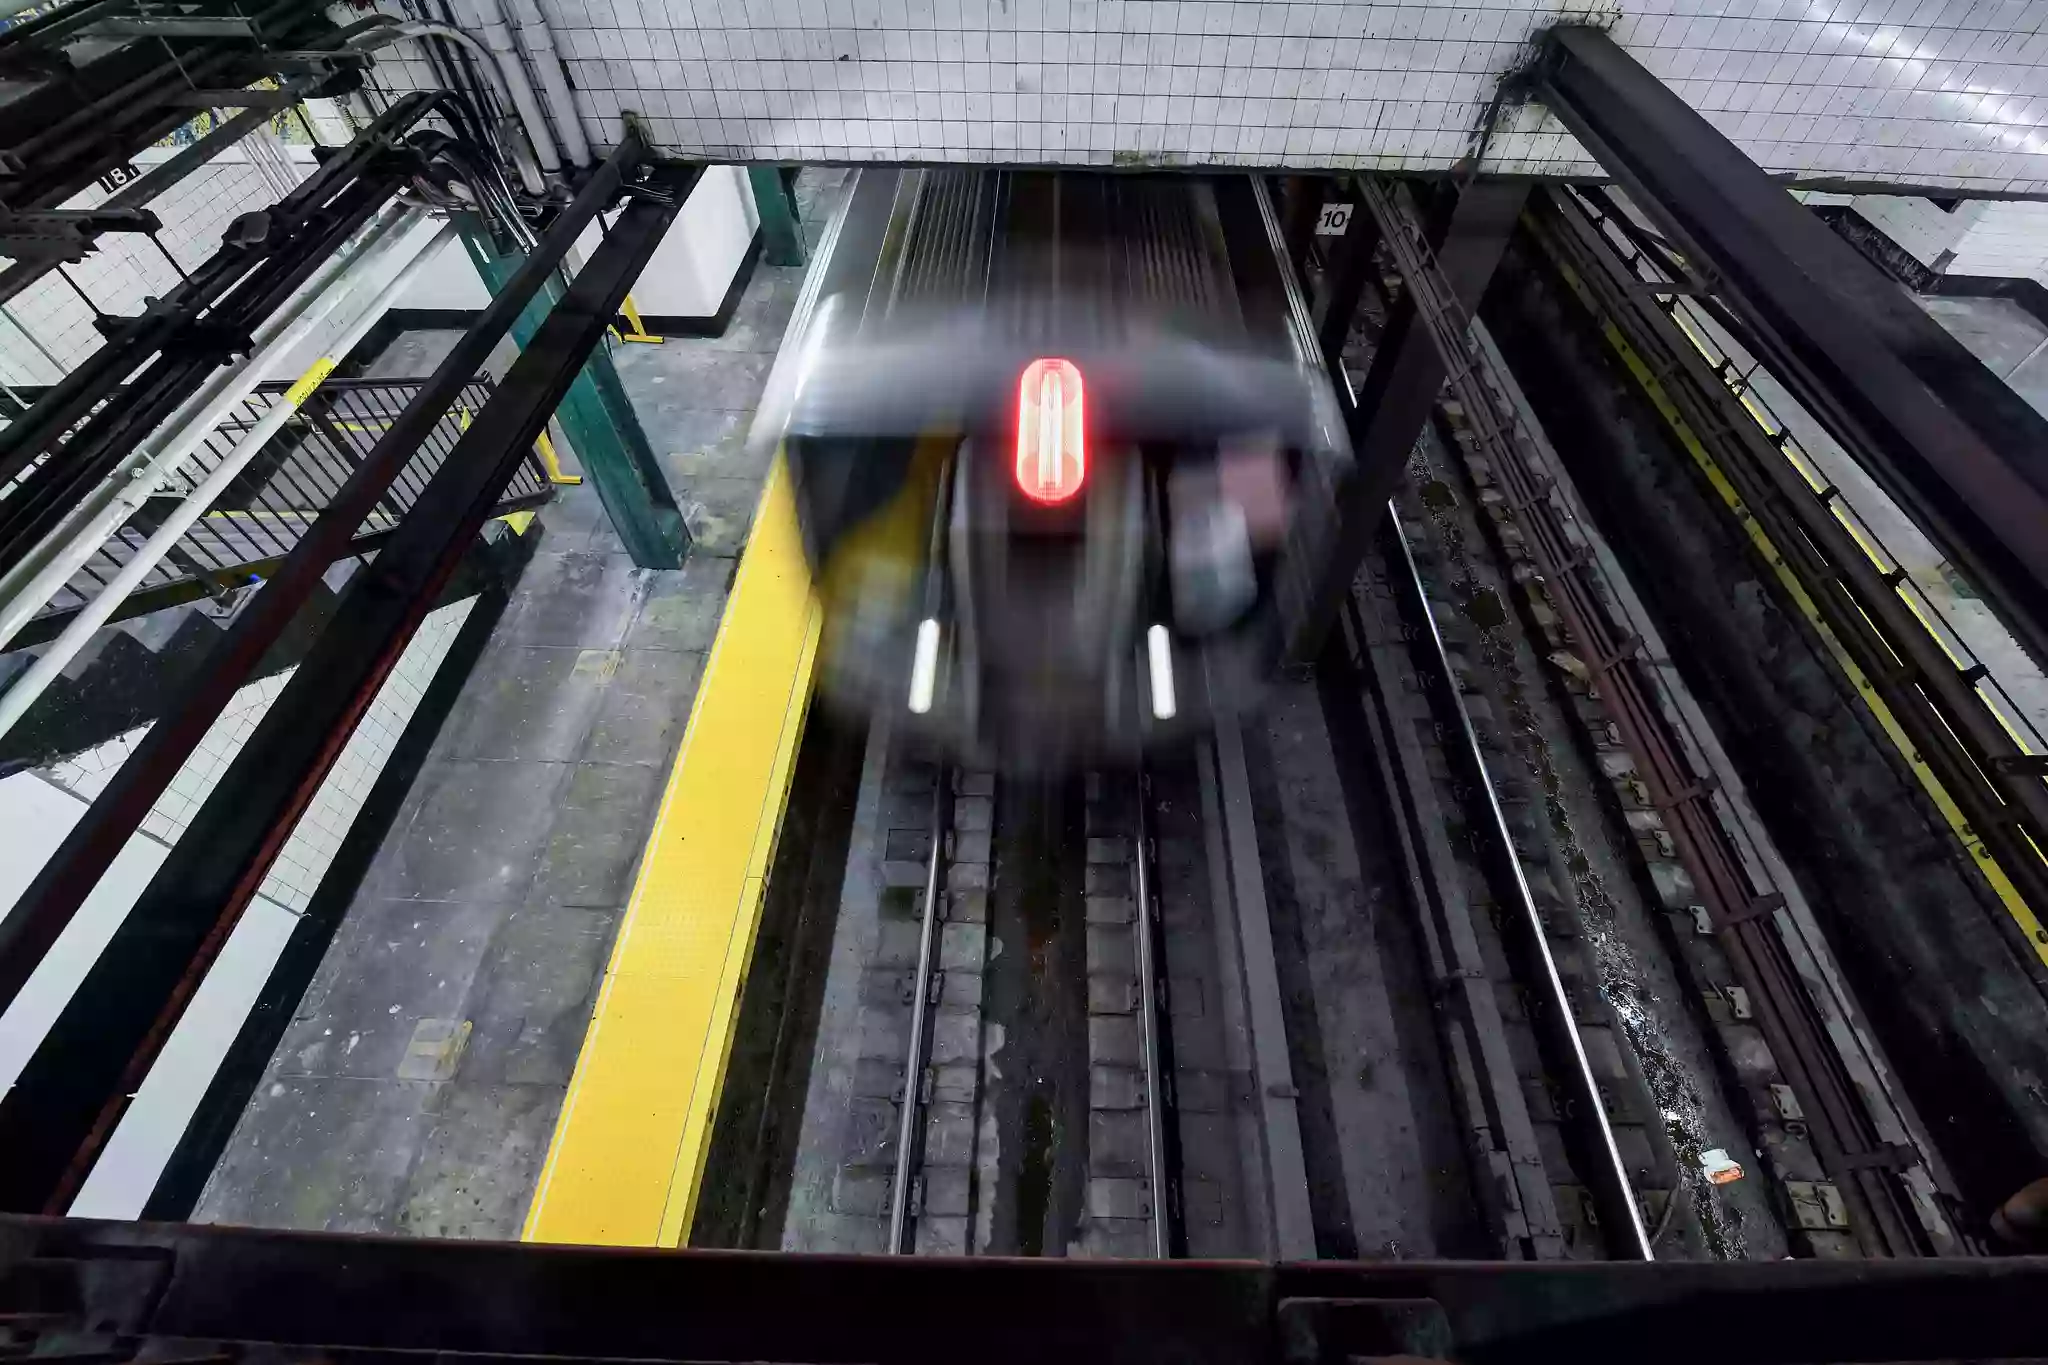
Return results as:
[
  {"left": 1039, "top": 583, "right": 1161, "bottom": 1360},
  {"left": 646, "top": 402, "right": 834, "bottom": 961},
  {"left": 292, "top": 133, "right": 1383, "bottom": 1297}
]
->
[
  {"left": 1504, "top": 476, "right": 1556, "bottom": 515},
  {"left": 1654, "top": 774, "right": 1719, "bottom": 810},
  {"left": 1718, "top": 891, "right": 1787, "bottom": 929},
  {"left": 1583, "top": 632, "right": 1643, "bottom": 679},
  {"left": 1434, "top": 967, "right": 1488, "bottom": 1001},
  {"left": 1835, "top": 1142, "right": 1921, "bottom": 1173},
  {"left": 1545, "top": 542, "right": 1594, "bottom": 576}
]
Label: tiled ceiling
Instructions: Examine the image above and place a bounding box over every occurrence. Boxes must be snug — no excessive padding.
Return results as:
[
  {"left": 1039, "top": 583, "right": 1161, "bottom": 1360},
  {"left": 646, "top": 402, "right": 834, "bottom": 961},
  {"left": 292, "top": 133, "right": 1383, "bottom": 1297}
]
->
[{"left": 375, "top": 0, "right": 2048, "bottom": 191}]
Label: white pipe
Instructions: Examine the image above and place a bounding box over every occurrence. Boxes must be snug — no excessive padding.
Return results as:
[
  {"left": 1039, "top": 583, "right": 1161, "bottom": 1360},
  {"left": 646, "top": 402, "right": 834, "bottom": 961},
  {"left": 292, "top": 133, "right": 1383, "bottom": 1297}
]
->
[
  {"left": 0, "top": 303, "right": 63, "bottom": 382},
  {"left": 243, "top": 118, "right": 302, "bottom": 200},
  {"left": 0, "top": 205, "right": 425, "bottom": 652},
  {"left": 507, "top": 0, "right": 591, "bottom": 168},
  {"left": 140, "top": 201, "right": 414, "bottom": 457},
  {"left": 445, "top": 3, "right": 561, "bottom": 177},
  {"left": 0, "top": 221, "right": 459, "bottom": 744},
  {"left": 0, "top": 202, "right": 417, "bottom": 632}
]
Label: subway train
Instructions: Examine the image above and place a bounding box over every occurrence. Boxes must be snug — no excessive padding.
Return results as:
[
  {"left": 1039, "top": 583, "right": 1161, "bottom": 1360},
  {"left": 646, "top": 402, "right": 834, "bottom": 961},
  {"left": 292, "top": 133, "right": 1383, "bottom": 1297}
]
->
[{"left": 751, "top": 170, "right": 1353, "bottom": 766}]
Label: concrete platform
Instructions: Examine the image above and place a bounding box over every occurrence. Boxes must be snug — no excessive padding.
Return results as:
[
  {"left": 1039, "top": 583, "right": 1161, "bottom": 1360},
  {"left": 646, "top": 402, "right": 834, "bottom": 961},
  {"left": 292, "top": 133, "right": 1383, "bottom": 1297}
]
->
[{"left": 192, "top": 170, "right": 850, "bottom": 1237}]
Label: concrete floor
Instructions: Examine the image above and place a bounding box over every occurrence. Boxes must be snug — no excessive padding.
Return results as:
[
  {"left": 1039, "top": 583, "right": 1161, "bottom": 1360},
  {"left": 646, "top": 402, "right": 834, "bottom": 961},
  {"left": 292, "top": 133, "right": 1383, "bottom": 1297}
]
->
[{"left": 192, "top": 170, "right": 850, "bottom": 1236}]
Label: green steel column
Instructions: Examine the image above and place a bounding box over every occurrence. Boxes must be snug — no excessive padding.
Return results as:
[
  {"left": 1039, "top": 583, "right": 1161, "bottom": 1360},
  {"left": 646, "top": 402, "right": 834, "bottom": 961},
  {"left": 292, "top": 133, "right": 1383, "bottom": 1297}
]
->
[
  {"left": 748, "top": 165, "right": 807, "bottom": 267},
  {"left": 459, "top": 217, "right": 690, "bottom": 569}
]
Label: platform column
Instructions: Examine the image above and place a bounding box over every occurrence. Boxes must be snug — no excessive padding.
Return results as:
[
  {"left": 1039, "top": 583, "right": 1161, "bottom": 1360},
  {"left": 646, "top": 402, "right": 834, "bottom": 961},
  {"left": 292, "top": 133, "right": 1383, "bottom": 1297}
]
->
[
  {"left": 460, "top": 217, "right": 690, "bottom": 570},
  {"left": 748, "top": 166, "right": 807, "bottom": 267}
]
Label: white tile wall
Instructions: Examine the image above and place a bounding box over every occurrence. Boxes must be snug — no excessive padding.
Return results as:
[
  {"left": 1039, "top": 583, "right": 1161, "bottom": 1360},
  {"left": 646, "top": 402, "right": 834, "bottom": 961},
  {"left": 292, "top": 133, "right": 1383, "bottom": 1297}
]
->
[
  {"left": 261, "top": 596, "right": 476, "bottom": 911},
  {"left": 354, "top": 0, "right": 2048, "bottom": 191},
  {"left": 43, "top": 667, "right": 300, "bottom": 849},
  {"left": 1948, "top": 197, "right": 2048, "bottom": 279}
]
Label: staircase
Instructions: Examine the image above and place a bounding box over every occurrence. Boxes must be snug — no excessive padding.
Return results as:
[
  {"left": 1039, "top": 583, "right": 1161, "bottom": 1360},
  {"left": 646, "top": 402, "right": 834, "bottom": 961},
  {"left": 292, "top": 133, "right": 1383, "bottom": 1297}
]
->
[{"left": 0, "top": 374, "right": 553, "bottom": 774}]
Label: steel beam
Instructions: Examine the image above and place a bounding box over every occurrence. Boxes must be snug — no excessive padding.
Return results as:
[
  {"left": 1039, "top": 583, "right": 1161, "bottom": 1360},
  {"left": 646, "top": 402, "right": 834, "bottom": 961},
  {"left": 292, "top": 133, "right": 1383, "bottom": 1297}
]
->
[
  {"left": 0, "top": 136, "right": 657, "bottom": 1216},
  {"left": 0, "top": 157, "right": 698, "bottom": 1214},
  {"left": 1313, "top": 185, "right": 1381, "bottom": 366},
  {"left": 0, "top": 89, "right": 446, "bottom": 544},
  {"left": 1280, "top": 174, "right": 1323, "bottom": 278},
  {"left": 1537, "top": 23, "right": 2048, "bottom": 668},
  {"left": 1289, "top": 178, "right": 1527, "bottom": 664},
  {"left": 460, "top": 220, "right": 690, "bottom": 569},
  {"left": 138, "top": 533, "right": 535, "bottom": 1219},
  {"left": 6, "top": 1212, "right": 2048, "bottom": 1362}
]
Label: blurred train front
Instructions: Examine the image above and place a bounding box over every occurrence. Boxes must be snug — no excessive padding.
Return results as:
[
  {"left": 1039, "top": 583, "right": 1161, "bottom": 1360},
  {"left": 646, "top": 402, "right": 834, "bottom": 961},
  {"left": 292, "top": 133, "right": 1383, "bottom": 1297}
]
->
[{"left": 752, "top": 170, "right": 1351, "bottom": 769}]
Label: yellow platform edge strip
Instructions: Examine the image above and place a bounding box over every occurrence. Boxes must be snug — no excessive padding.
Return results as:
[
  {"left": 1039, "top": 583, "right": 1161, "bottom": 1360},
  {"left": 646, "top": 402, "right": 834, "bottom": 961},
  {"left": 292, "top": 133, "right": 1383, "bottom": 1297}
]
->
[
  {"left": 1544, "top": 247, "right": 2048, "bottom": 967},
  {"left": 522, "top": 454, "right": 822, "bottom": 1246}
]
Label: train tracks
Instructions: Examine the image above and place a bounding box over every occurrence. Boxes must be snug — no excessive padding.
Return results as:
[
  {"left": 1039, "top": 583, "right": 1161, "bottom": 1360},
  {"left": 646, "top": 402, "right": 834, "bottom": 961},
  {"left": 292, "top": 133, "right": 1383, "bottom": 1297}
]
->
[
  {"left": 1308, "top": 175, "right": 1961, "bottom": 1260},
  {"left": 1334, "top": 501, "right": 1657, "bottom": 1258},
  {"left": 1077, "top": 768, "right": 1183, "bottom": 1256},
  {"left": 1308, "top": 180, "right": 1825, "bottom": 1260},
  {"left": 877, "top": 761, "right": 1183, "bottom": 1257},
  {"left": 759, "top": 174, "right": 1963, "bottom": 1266}
]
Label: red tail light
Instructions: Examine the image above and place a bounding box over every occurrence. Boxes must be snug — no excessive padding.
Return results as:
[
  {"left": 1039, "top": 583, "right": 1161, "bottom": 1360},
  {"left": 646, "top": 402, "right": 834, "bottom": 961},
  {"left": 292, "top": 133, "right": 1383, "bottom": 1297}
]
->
[{"left": 1015, "top": 357, "right": 1086, "bottom": 504}]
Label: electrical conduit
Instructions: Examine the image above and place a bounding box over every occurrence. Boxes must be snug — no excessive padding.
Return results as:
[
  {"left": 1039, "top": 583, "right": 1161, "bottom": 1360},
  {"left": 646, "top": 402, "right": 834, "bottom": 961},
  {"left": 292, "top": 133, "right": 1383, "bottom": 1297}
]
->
[
  {"left": 507, "top": 0, "right": 592, "bottom": 168},
  {"left": 449, "top": 1, "right": 562, "bottom": 176}
]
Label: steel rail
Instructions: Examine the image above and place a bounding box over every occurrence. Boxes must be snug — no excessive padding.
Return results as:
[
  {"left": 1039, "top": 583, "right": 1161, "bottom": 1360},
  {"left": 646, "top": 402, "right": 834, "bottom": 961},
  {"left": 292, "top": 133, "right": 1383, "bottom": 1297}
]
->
[
  {"left": 1131, "top": 760, "right": 1182, "bottom": 1257},
  {"left": 1357, "top": 177, "right": 1654, "bottom": 1260},
  {"left": 1327, "top": 562, "right": 1571, "bottom": 1259},
  {"left": 887, "top": 766, "right": 952, "bottom": 1254},
  {"left": 1380, "top": 492, "right": 1652, "bottom": 1259},
  {"left": 880, "top": 765, "right": 942, "bottom": 1252},
  {"left": 1358, "top": 175, "right": 1937, "bottom": 1258}
]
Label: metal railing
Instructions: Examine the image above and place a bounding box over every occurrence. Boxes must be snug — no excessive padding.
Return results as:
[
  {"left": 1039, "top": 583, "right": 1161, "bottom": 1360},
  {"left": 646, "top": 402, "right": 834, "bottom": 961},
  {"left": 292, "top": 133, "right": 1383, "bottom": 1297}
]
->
[{"left": 8, "top": 374, "right": 551, "bottom": 650}]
